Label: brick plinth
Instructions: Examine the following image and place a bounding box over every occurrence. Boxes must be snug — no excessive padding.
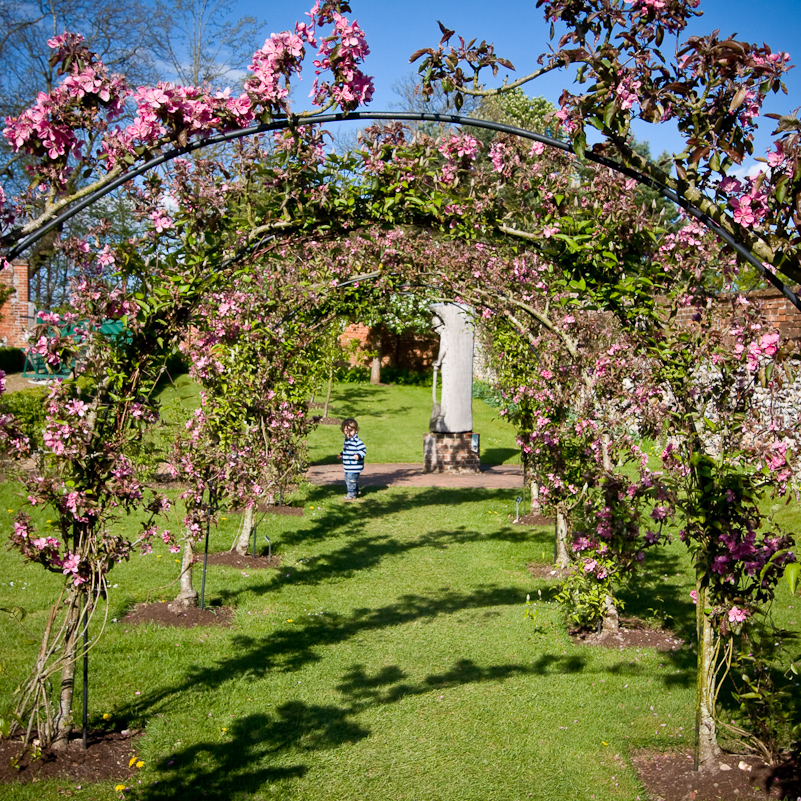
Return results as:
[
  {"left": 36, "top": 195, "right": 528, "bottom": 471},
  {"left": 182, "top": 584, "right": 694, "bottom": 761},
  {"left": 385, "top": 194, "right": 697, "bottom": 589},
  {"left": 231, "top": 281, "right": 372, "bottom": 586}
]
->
[{"left": 423, "top": 432, "right": 480, "bottom": 473}]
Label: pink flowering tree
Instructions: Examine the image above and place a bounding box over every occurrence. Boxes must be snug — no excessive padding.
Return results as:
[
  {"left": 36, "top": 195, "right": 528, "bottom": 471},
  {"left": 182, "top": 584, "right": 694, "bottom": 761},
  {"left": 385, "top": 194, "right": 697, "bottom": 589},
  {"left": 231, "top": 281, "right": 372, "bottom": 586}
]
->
[
  {"left": 2, "top": 0, "right": 801, "bottom": 767},
  {"left": 347, "top": 120, "right": 799, "bottom": 763},
  {"left": 413, "top": 0, "right": 801, "bottom": 285},
  {"left": 0, "top": 1, "right": 374, "bottom": 261}
]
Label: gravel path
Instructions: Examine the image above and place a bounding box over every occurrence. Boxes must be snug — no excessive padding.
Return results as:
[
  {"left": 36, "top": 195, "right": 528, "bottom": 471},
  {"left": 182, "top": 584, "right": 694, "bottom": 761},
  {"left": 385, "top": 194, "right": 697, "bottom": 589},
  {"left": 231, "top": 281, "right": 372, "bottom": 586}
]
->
[{"left": 306, "top": 463, "right": 523, "bottom": 489}]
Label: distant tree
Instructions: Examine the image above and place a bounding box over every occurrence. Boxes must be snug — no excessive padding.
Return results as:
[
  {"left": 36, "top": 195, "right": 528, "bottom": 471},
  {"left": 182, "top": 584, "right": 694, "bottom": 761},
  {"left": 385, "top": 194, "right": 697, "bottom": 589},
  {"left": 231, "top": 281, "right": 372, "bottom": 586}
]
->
[{"left": 148, "top": 0, "right": 263, "bottom": 87}]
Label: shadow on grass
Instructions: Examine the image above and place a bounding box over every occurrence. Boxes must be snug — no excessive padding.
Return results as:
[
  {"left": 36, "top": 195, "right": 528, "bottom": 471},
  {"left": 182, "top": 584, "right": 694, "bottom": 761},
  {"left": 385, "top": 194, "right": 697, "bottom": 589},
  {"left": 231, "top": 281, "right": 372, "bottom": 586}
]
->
[
  {"left": 480, "top": 447, "right": 519, "bottom": 465},
  {"left": 135, "top": 706, "right": 363, "bottom": 800},
  {"left": 326, "top": 384, "right": 414, "bottom": 419},
  {"left": 211, "top": 487, "right": 536, "bottom": 608},
  {"left": 118, "top": 584, "right": 533, "bottom": 724},
  {"left": 132, "top": 650, "right": 577, "bottom": 800}
]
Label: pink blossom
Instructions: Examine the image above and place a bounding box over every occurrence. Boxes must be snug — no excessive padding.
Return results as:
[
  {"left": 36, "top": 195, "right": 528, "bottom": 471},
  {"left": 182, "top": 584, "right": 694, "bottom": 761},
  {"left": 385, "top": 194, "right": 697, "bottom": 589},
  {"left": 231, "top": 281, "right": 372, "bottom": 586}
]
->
[{"left": 728, "top": 606, "right": 749, "bottom": 624}]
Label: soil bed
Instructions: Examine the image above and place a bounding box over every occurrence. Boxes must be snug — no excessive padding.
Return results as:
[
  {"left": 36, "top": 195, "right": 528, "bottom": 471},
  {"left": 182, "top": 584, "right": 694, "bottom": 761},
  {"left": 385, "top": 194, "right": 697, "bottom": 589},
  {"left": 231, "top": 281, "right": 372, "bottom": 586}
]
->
[
  {"left": 632, "top": 747, "right": 800, "bottom": 800},
  {"left": 572, "top": 618, "right": 685, "bottom": 652},
  {"left": 121, "top": 601, "right": 234, "bottom": 628},
  {"left": 0, "top": 730, "right": 140, "bottom": 787},
  {"left": 311, "top": 415, "right": 342, "bottom": 425},
  {"left": 514, "top": 512, "right": 555, "bottom": 526},
  {"left": 204, "top": 551, "right": 283, "bottom": 569},
  {"left": 528, "top": 562, "right": 571, "bottom": 581}
]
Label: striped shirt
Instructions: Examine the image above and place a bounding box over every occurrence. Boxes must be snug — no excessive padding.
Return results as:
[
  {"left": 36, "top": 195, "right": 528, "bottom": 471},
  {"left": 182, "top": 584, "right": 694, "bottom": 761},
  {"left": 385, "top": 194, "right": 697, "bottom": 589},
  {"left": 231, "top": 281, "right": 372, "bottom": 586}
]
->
[{"left": 342, "top": 434, "right": 366, "bottom": 474}]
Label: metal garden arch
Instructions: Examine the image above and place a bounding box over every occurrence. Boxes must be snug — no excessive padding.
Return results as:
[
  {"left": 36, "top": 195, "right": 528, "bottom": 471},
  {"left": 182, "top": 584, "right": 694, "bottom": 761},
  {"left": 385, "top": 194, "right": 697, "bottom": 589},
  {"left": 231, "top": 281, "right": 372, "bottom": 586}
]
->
[{"left": 7, "top": 110, "right": 801, "bottom": 314}]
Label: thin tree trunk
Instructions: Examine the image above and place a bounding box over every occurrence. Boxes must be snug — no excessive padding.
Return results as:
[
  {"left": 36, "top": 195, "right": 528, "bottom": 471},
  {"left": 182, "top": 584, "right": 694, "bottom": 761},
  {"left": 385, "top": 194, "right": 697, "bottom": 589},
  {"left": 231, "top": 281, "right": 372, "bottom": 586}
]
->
[
  {"left": 323, "top": 367, "right": 333, "bottom": 419},
  {"left": 170, "top": 538, "right": 198, "bottom": 610},
  {"left": 694, "top": 580, "right": 721, "bottom": 770},
  {"left": 233, "top": 505, "right": 255, "bottom": 555},
  {"left": 370, "top": 335, "right": 382, "bottom": 385},
  {"left": 601, "top": 593, "right": 620, "bottom": 632},
  {"left": 51, "top": 589, "right": 81, "bottom": 751},
  {"left": 555, "top": 508, "right": 570, "bottom": 568}
]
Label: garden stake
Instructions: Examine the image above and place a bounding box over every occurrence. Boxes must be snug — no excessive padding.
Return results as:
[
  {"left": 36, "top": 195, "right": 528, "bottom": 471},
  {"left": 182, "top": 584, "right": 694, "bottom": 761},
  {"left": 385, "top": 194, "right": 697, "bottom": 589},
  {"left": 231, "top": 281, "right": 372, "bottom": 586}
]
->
[
  {"left": 200, "top": 480, "right": 216, "bottom": 611},
  {"left": 515, "top": 495, "right": 522, "bottom": 523},
  {"left": 82, "top": 596, "right": 88, "bottom": 750},
  {"left": 264, "top": 535, "right": 272, "bottom": 559},
  {"left": 252, "top": 519, "right": 258, "bottom": 558}
]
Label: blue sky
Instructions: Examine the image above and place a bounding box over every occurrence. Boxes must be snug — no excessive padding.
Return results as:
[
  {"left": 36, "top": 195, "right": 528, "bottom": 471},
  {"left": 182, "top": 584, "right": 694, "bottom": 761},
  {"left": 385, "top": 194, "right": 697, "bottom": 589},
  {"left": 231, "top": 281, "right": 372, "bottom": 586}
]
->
[{"left": 239, "top": 0, "right": 801, "bottom": 168}]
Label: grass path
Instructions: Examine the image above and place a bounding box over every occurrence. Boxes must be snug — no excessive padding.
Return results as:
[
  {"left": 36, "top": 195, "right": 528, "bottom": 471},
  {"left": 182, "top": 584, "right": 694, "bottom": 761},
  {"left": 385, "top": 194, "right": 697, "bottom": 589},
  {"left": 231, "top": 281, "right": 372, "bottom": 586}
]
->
[
  {"left": 0, "top": 480, "right": 709, "bottom": 801},
  {"left": 1, "top": 381, "right": 796, "bottom": 800}
]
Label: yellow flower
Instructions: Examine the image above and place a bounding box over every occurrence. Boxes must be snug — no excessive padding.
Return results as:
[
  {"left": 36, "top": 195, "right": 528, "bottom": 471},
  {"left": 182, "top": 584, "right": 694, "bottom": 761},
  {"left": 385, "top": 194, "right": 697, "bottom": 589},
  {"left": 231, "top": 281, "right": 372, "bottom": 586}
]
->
[
  {"left": 6, "top": 509, "right": 13, "bottom": 513},
  {"left": 221, "top": 727, "right": 228, "bottom": 733},
  {"left": 128, "top": 756, "right": 137, "bottom": 767},
  {"left": 286, "top": 619, "right": 293, "bottom": 623},
  {"left": 115, "top": 784, "right": 126, "bottom": 792},
  {"left": 103, "top": 712, "right": 112, "bottom": 721},
  {"left": 136, "top": 760, "right": 145, "bottom": 769}
]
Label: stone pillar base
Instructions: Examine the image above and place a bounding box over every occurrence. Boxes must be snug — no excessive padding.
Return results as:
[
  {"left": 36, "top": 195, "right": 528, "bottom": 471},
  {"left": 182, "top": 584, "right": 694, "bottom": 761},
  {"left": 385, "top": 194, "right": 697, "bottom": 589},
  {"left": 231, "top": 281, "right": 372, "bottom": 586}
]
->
[{"left": 424, "top": 432, "right": 480, "bottom": 473}]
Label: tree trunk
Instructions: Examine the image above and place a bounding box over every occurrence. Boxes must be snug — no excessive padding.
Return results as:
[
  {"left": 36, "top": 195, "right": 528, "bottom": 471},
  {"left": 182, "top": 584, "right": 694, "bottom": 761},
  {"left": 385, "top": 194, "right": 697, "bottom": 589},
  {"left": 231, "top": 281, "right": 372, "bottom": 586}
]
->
[
  {"left": 694, "top": 580, "right": 721, "bottom": 770},
  {"left": 51, "top": 588, "right": 81, "bottom": 751},
  {"left": 530, "top": 479, "right": 539, "bottom": 510},
  {"left": 233, "top": 505, "right": 255, "bottom": 556},
  {"left": 601, "top": 593, "right": 620, "bottom": 632},
  {"left": 323, "top": 367, "right": 333, "bottom": 419},
  {"left": 170, "top": 539, "right": 198, "bottom": 610},
  {"left": 555, "top": 509, "right": 571, "bottom": 568},
  {"left": 370, "top": 336, "right": 382, "bottom": 385}
]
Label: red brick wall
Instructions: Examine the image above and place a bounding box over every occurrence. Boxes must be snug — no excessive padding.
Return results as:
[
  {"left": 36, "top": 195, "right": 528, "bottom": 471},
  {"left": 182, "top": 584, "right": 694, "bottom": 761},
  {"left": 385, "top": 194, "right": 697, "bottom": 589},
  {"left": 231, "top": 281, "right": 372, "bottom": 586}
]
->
[
  {"left": 0, "top": 261, "right": 31, "bottom": 348},
  {"left": 671, "top": 287, "right": 801, "bottom": 341},
  {"left": 340, "top": 324, "right": 438, "bottom": 370}
]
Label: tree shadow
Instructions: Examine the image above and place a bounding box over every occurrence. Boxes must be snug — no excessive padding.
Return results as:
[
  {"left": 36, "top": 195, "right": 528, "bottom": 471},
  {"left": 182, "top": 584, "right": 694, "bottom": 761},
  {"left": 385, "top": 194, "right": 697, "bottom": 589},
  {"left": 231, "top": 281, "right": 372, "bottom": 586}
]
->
[
  {"left": 132, "top": 650, "right": 584, "bottom": 799},
  {"left": 135, "top": 706, "right": 366, "bottom": 800},
  {"left": 326, "top": 384, "right": 414, "bottom": 419},
  {"left": 209, "top": 487, "right": 535, "bottom": 608},
  {"left": 480, "top": 447, "right": 520, "bottom": 465},
  {"left": 116, "top": 584, "right": 530, "bottom": 724}
]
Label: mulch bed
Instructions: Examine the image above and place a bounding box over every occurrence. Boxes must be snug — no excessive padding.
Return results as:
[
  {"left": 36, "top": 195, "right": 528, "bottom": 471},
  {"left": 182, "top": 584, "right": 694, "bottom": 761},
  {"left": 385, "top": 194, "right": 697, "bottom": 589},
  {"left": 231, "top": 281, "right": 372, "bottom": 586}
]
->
[
  {"left": 571, "top": 618, "right": 686, "bottom": 652},
  {"left": 311, "top": 415, "right": 342, "bottom": 425},
  {"left": 121, "top": 601, "right": 234, "bottom": 628},
  {"left": 514, "top": 512, "right": 555, "bottom": 526},
  {"left": 204, "top": 551, "right": 283, "bottom": 569},
  {"left": 528, "top": 562, "right": 572, "bottom": 581},
  {"left": 632, "top": 748, "right": 800, "bottom": 800},
  {"left": 0, "top": 730, "right": 140, "bottom": 787}
]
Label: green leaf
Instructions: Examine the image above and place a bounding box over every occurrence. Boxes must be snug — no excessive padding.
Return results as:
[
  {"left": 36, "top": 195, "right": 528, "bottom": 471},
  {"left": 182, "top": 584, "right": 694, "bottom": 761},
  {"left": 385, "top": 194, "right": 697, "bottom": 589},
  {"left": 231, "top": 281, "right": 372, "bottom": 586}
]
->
[{"left": 786, "top": 561, "right": 800, "bottom": 595}]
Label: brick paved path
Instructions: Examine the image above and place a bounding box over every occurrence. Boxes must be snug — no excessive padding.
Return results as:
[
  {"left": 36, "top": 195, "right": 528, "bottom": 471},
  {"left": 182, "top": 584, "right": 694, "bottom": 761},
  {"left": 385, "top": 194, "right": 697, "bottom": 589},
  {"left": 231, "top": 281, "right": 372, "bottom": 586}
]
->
[{"left": 306, "top": 463, "right": 523, "bottom": 489}]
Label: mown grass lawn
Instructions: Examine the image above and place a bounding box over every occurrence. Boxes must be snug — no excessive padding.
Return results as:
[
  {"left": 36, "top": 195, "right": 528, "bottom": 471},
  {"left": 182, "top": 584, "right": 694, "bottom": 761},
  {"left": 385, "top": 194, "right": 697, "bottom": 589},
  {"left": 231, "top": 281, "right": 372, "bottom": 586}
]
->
[
  {"left": 305, "top": 382, "right": 520, "bottom": 465},
  {"left": 0, "top": 381, "right": 797, "bottom": 801}
]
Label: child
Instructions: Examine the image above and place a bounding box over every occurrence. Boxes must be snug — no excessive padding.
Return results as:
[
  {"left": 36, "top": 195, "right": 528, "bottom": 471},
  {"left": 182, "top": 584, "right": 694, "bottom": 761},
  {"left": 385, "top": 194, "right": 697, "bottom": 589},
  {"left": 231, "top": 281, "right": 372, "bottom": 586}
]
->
[{"left": 337, "top": 417, "right": 366, "bottom": 500}]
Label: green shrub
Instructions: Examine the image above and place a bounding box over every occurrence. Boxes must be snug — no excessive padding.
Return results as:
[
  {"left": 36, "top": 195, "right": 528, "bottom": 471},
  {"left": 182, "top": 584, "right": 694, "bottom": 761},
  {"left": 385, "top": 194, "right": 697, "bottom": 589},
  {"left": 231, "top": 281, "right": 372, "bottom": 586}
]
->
[
  {"left": 0, "top": 385, "right": 47, "bottom": 450},
  {"left": 0, "top": 348, "right": 25, "bottom": 374},
  {"left": 472, "top": 379, "right": 506, "bottom": 409},
  {"left": 334, "top": 365, "right": 370, "bottom": 383},
  {"left": 381, "top": 367, "right": 432, "bottom": 386}
]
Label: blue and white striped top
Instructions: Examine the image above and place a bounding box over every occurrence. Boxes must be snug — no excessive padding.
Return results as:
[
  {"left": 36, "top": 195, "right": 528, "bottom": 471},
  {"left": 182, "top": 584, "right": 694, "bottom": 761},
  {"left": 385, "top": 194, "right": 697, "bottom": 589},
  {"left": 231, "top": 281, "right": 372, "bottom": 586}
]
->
[{"left": 342, "top": 434, "right": 366, "bottom": 474}]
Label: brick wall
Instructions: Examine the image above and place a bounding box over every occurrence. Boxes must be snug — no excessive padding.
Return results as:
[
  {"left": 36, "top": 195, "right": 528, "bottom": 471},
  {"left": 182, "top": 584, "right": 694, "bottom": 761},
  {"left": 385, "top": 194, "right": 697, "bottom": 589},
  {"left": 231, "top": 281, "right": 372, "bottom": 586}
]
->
[
  {"left": 340, "top": 324, "right": 438, "bottom": 370},
  {"left": 0, "top": 261, "right": 32, "bottom": 348},
  {"left": 672, "top": 287, "right": 801, "bottom": 341}
]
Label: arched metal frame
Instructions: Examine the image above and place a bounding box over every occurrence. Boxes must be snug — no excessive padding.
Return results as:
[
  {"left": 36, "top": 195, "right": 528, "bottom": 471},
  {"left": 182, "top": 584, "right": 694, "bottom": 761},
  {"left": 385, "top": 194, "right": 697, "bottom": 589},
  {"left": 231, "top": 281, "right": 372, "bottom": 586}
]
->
[{"left": 8, "top": 111, "right": 801, "bottom": 313}]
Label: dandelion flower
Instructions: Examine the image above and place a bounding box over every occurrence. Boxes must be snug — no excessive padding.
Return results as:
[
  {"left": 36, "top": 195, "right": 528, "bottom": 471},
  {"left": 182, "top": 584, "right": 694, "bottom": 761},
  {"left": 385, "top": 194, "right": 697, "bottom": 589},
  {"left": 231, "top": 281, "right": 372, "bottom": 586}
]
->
[
  {"left": 115, "top": 785, "right": 126, "bottom": 792},
  {"left": 128, "top": 756, "right": 138, "bottom": 767},
  {"left": 136, "top": 760, "right": 145, "bottom": 769},
  {"left": 103, "top": 712, "right": 112, "bottom": 720}
]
